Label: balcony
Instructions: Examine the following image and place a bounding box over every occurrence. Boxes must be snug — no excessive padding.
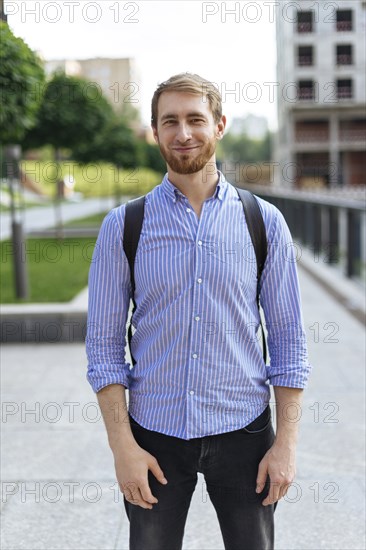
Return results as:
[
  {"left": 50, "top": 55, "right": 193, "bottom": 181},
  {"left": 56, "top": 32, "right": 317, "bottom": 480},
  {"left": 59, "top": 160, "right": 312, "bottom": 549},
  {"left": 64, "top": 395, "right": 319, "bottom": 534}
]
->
[
  {"left": 339, "top": 129, "right": 366, "bottom": 142},
  {"left": 339, "top": 122, "right": 366, "bottom": 143},
  {"left": 295, "top": 129, "right": 329, "bottom": 142},
  {"left": 295, "top": 121, "right": 329, "bottom": 143}
]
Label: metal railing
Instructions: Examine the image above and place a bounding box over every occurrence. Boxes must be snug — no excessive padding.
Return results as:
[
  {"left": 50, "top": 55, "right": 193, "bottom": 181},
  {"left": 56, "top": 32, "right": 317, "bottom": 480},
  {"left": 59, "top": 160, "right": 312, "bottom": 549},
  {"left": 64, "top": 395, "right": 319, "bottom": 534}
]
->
[
  {"left": 244, "top": 185, "right": 366, "bottom": 283},
  {"left": 336, "top": 21, "right": 352, "bottom": 32},
  {"left": 336, "top": 54, "right": 353, "bottom": 65},
  {"left": 295, "top": 129, "right": 329, "bottom": 142},
  {"left": 297, "top": 22, "right": 313, "bottom": 33},
  {"left": 337, "top": 87, "right": 353, "bottom": 99},
  {"left": 298, "top": 55, "right": 313, "bottom": 66},
  {"left": 339, "top": 129, "right": 366, "bottom": 142},
  {"left": 299, "top": 90, "right": 315, "bottom": 100}
]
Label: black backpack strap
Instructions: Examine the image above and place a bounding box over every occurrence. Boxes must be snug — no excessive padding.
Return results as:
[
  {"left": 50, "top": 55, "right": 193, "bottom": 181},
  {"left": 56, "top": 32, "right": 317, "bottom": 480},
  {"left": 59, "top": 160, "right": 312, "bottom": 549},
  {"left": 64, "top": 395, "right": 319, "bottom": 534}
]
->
[
  {"left": 123, "top": 195, "right": 146, "bottom": 365},
  {"left": 235, "top": 187, "right": 268, "bottom": 363},
  {"left": 235, "top": 188, "right": 267, "bottom": 284},
  {"left": 123, "top": 195, "right": 145, "bottom": 297}
]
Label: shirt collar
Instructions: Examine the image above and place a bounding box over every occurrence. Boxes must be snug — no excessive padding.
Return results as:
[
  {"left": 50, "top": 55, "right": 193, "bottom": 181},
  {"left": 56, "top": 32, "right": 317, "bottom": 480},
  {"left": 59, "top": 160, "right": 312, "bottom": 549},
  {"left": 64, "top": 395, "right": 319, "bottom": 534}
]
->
[{"left": 161, "top": 170, "right": 228, "bottom": 204}]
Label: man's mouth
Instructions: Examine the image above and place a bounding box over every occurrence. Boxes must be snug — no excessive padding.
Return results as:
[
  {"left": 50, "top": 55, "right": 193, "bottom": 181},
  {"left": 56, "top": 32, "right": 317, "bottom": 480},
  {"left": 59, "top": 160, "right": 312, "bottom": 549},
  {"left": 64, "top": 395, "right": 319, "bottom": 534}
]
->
[{"left": 172, "top": 146, "right": 199, "bottom": 153}]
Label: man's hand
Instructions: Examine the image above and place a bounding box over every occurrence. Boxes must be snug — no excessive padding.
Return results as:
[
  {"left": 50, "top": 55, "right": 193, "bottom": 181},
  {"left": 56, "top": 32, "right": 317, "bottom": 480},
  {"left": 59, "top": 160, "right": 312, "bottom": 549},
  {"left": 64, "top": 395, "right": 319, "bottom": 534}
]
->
[
  {"left": 114, "top": 443, "right": 168, "bottom": 510},
  {"left": 96, "top": 385, "right": 168, "bottom": 510},
  {"left": 256, "top": 386, "right": 303, "bottom": 506},
  {"left": 256, "top": 441, "right": 296, "bottom": 506}
]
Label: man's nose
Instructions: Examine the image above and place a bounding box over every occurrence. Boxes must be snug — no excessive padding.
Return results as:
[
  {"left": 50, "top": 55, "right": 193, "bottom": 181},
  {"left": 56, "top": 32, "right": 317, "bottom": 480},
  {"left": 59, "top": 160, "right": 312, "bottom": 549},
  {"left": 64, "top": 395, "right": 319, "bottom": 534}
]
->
[{"left": 176, "top": 123, "right": 192, "bottom": 142}]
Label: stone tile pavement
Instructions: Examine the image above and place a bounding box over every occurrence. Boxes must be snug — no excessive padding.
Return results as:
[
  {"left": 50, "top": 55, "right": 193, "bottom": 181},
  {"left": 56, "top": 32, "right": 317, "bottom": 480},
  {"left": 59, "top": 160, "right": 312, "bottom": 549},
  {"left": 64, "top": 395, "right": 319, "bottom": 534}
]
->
[{"left": 1, "top": 265, "right": 365, "bottom": 549}]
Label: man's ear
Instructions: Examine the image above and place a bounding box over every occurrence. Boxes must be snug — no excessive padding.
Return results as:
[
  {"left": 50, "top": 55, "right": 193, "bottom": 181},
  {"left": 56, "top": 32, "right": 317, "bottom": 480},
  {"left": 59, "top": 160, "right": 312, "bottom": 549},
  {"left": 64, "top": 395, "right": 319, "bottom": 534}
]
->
[
  {"left": 216, "top": 115, "right": 226, "bottom": 140},
  {"left": 152, "top": 125, "right": 159, "bottom": 144}
]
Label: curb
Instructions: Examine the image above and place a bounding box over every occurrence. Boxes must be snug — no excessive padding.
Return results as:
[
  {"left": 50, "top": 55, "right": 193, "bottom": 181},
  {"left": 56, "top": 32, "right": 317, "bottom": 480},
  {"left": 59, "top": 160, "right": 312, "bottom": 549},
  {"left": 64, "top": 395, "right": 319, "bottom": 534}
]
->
[
  {"left": 0, "top": 288, "right": 88, "bottom": 343},
  {"left": 1, "top": 251, "right": 365, "bottom": 343}
]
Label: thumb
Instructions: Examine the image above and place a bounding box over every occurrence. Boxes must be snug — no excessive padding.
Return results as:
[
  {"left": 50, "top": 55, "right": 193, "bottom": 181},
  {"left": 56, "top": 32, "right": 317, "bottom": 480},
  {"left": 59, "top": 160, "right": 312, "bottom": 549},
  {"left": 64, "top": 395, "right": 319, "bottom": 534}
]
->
[
  {"left": 149, "top": 458, "right": 168, "bottom": 485},
  {"left": 256, "top": 458, "right": 268, "bottom": 493}
]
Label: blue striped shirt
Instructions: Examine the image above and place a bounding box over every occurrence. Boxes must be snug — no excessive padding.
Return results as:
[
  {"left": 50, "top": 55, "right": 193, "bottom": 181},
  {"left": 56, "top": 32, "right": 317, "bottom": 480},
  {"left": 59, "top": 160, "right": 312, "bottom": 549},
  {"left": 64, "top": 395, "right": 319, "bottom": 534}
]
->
[{"left": 86, "top": 172, "right": 311, "bottom": 439}]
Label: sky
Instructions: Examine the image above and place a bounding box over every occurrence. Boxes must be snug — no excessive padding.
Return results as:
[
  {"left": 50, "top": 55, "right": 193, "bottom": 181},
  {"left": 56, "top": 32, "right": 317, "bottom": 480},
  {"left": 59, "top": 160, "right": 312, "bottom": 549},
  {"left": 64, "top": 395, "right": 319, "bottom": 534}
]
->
[{"left": 6, "top": 0, "right": 278, "bottom": 130}]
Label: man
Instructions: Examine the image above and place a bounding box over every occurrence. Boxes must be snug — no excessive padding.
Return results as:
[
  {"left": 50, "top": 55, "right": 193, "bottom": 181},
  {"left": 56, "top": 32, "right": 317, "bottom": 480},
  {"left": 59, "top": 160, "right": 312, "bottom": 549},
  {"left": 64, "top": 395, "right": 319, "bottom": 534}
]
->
[{"left": 86, "top": 73, "right": 312, "bottom": 550}]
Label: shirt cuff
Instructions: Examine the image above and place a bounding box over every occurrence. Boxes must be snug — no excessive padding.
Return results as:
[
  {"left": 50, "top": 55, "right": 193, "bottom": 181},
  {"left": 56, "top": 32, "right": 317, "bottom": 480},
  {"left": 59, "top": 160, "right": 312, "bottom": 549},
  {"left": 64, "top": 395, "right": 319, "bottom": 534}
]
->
[
  {"left": 86, "top": 364, "right": 131, "bottom": 393},
  {"left": 266, "top": 363, "right": 312, "bottom": 389}
]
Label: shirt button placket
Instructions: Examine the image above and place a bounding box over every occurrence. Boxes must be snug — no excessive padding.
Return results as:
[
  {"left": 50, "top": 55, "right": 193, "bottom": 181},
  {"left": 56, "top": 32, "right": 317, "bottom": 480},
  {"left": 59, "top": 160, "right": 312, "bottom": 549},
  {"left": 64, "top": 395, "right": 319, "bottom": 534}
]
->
[{"left": 187, "top": 205, "right": 207, "bottom": 438}]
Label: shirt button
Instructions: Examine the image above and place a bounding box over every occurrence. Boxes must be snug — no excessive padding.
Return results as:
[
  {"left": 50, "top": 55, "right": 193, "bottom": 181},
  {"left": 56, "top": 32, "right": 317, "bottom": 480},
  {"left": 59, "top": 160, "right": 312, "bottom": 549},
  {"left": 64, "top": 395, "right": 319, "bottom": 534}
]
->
[
  {"left": 197, "top": 240, "right": 202, "bottom": 246},
  {"left": 197, "top": 278, "right": 202, "bottom": 284},
  {"left": 192, "top": 353, "right": 198, "bottom": 359},
  {"left": 194, "top": 316, "right": 200, "bottom": 321},
  {"left": 189, "top": 390, "right": 195, "bottom": 395},
  {"left": 186, "top": 208, "right": 192, "bottom": 213}
]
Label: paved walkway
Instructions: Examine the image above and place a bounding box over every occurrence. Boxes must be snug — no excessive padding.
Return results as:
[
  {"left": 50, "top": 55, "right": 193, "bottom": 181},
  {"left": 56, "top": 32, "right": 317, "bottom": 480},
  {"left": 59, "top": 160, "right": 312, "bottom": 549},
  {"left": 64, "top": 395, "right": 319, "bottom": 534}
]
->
[
  {"left": 0, "top": 197, "right": 124, "bottom": 241},
  {"left": 1, "top": 266, "right": 365, "bottom": 549}
]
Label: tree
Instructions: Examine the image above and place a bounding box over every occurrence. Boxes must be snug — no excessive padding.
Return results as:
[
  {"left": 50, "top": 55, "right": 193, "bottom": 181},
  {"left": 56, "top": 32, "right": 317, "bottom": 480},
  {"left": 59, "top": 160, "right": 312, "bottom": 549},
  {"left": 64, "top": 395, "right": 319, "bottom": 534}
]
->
[
  {"left": 217, "top": 130, "right": 272, "bottom": 164},
  {"left": 0, "top": 21, "right": 45, "bottom": 299},
  {"left": 0, "top": 21, "right": 45, "bottom": 144},
  {"left": 73, "top": 116, "right": 140, "bottom": 169},
  {"left": 22, "top": 71, "right": 114, "bottom": 156},
  {"left": 138, "top": 141, "right": 166, "bottom": 173}
]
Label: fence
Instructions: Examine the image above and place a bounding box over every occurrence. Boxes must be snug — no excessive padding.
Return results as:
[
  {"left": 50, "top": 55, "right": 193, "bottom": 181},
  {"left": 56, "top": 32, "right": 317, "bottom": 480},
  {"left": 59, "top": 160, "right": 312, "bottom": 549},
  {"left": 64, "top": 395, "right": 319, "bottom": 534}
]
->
[{"left": 243, "top": 185, "right": 366, "bottom": 284}]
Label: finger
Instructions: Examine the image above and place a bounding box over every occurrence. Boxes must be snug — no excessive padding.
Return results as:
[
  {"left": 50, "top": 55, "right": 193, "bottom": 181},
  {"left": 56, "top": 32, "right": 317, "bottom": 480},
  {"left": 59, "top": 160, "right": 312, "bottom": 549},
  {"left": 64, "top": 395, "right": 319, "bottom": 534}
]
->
[
  {"left": 126, "top": 493, "right": 153, "bottom": 510},
  {"left": 134, "top": 487, "right": 154, "bottom": 509},
  {"left": 256, "top": 460, "right": 268, "bottom": 493},
  {"left": 140, "top": 479, "right": 159, "bottom": 505},
  {"left": 123, "top": 481, "right": 151, "bottom": 507},
  {"left": 124, "top": 485, "right": 154, "bottom": 510},
  {"left": 262, "top": 481, "right": 281, "bottom": 506},
  {"left": 279, "top": 482, "right": 291, "bottom": 501},
  {"left": 149, "top": 456, "right": 168, "bottom": 485}
]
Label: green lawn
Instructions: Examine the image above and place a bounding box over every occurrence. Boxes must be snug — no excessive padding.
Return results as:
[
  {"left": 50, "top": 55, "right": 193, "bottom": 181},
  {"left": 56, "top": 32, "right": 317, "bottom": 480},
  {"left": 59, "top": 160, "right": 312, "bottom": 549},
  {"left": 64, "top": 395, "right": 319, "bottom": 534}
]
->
[
  {"left": 1, "top": 237, "right": 97, "bottom": 303},
  {"left": 63, "top": 211, "right": 109, "bottom": 227},
  {"left": 20, "top": 160, "right": 162, "bottom": 197}
]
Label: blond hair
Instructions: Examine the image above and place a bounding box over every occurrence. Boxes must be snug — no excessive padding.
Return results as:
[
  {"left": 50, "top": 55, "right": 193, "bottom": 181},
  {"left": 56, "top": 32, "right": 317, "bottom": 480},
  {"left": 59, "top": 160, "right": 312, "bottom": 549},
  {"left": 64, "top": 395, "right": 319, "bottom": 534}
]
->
[{"left": 151, "top": 73, "right": 222, "bottom": 127}]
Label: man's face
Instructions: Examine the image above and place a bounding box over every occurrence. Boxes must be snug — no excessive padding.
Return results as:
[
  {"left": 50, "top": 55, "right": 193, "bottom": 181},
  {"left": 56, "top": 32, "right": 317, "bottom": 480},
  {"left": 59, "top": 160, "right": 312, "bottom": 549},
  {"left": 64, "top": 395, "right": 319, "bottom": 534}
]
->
[{"left": 152, "top": 91, "right": 225, "bottom": 175}]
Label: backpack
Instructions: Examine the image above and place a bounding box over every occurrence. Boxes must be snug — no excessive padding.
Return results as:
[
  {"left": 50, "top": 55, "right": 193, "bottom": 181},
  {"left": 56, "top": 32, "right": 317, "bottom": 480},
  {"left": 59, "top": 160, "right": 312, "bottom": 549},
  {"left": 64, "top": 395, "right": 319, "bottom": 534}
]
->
[{"left": 123, "top": 186, "right": 268, "bottom": 365}]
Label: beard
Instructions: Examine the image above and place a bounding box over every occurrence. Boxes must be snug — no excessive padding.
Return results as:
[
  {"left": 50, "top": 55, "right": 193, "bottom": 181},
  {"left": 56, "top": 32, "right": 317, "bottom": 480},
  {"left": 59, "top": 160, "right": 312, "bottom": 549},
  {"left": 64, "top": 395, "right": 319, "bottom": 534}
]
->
[{"left": 157, "top": 137, "right": 217, "bottom": 175}]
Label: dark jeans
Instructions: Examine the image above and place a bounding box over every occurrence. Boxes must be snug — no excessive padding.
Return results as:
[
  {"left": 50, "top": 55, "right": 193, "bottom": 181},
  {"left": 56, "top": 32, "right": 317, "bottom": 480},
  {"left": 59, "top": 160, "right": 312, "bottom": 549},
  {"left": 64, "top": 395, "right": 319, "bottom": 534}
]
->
[{"left": 123, "top": 405, "right": 276, "bottom": 550}]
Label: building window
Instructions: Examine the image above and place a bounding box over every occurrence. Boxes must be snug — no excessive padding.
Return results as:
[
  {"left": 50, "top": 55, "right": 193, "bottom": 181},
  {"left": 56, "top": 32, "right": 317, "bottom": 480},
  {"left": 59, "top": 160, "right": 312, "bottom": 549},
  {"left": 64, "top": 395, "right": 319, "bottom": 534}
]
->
[
  {"left": 298, "top": 80, "right": 315, "bottom": 100},
  {"left": 336, "top": 10, "right": 353, "bottom": 31},
  {"left": 297, "top": 11, "right": 314, "bottom": 33},
  {"left": 336, "top": 45, "right": 353, "bottom": 65},
  {"left": 298, "top": 46, "right": 314, "bottom": 66},
  {"left": 337, "top": 79, "right": 353, "bottom": 99}
]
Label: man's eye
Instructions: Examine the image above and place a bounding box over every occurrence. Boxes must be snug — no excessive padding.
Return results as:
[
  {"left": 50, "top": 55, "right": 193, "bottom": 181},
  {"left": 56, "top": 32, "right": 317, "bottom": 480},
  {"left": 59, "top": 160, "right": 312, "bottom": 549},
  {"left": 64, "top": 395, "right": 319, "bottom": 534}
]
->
[{"left": 191, "top": 118, "right": 204, "bottom": 123}]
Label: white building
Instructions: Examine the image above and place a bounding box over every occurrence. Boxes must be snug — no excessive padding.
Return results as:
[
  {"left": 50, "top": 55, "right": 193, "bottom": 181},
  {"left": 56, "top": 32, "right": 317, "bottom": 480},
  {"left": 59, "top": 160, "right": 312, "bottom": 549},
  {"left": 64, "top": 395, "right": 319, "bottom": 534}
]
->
[
  {"left": 44, "top": 57, "right": 140, "bottom": 118},
  {"left": 275, "top": 0, "right": 366, "bottom": 187}
]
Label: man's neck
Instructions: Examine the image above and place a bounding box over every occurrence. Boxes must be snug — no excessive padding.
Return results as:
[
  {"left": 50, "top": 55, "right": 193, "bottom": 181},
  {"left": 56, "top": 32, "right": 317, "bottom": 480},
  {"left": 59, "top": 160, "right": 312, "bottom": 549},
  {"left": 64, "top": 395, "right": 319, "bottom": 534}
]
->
[{"left": 167, "top": 163, "right": 220, "bottom": 205}]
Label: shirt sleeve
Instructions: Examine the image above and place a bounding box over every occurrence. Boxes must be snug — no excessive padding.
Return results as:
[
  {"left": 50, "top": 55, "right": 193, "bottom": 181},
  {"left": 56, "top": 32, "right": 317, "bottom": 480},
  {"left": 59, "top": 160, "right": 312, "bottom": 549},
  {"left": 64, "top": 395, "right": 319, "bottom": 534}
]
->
[
  {"left": 259, "top": 204, "right": 312, "bottom": 388},
  {"left": 85, "top": 207, "right": 132, "bottom": 392}
]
